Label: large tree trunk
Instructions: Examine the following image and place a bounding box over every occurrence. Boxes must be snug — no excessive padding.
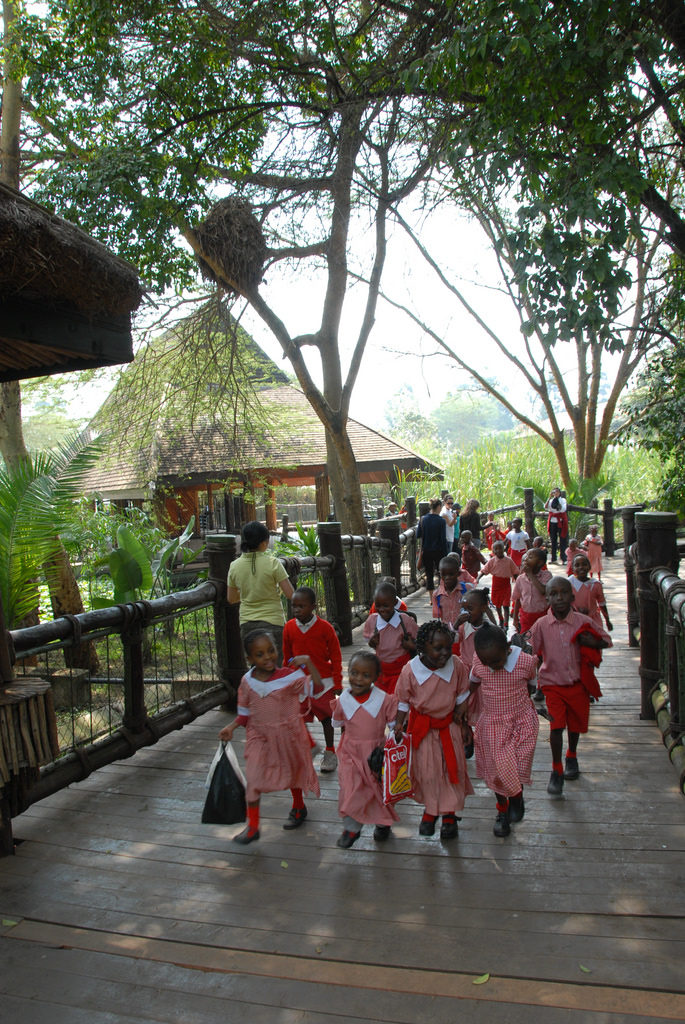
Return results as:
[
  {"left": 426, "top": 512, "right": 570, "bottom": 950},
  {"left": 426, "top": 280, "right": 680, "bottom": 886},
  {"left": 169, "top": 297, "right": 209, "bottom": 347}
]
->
[{"left": 325, "top": 426, "right": 367, "bottom": 535}]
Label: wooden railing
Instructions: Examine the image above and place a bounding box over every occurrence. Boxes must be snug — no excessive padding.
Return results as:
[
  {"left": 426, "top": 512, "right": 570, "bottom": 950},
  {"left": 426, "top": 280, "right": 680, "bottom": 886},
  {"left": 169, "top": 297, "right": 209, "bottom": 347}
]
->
[{"left": 623, "top": 508, "right": 685, "bottom": 793}]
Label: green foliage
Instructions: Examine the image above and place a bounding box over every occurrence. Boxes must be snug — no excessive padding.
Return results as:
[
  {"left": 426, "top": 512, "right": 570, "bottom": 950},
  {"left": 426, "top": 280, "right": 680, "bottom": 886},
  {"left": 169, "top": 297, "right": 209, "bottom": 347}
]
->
[
  {"left": 92, "top": 515, "right": 198, "bottom": 607},
  {"left": 410, "top": 0, "right": 685, "bottom": 342},
  {"left": 620, "top": 341, "right": 685, "bottom": 514},
  {"left": 274, "top": 522, "right": 320, "bottom": 558},
  {"left": 0, "top": 435, "right": 104, "bottom": 627}
]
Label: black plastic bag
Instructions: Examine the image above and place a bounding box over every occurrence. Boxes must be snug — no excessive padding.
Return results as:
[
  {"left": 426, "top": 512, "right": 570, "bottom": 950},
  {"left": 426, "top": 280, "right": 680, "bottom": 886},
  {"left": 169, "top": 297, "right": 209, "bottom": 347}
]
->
[{"left": 202, "top": 742, "right": 247, "bottom": 824}]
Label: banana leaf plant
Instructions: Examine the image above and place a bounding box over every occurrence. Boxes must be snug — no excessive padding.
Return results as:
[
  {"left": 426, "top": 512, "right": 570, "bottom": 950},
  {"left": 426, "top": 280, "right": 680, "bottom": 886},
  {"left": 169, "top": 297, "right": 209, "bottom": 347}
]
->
[
  {"left": 0, "top": 435, "right": 104, "bottom": 628},
  {"left": 92, "top": 517, "right": 199, "bottom": 607}
]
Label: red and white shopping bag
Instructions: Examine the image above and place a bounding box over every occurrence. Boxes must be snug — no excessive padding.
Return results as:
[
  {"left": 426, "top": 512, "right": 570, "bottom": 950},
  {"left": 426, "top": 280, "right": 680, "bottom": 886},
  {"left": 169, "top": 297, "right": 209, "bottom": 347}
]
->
[{"left": 382, "top": 733, "right": 414, "bottom": 805}]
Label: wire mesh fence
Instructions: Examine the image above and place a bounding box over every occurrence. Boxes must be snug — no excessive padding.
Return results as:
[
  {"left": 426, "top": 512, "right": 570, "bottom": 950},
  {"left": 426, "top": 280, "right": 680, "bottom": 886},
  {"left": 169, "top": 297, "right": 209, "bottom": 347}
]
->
[{"left": 13, "top": 604, "right": 218, "bottom": 758}]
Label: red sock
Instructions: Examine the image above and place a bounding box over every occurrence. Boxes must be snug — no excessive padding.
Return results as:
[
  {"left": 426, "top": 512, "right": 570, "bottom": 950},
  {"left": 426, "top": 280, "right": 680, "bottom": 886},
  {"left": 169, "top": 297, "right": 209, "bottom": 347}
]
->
[
  {"left": 326, "top": 745, "right": 335, "bottom": 752},
  {"left": 442, "top": 812, "right": 456, "bottom": 823},
  {"left": 496, "top": 799, "right": 509, "bottom": 813},
  {"left": 247, "top": 805, "right": 260, "bottom": 833},
  {"left": 290, "top": 788, "right": 304, "bottom": 810},
  {"left": 553, "top": 761, "right": 564, "bottom": 775},
  {"left": 566, "top": 750, "right": 577, "bottom": 761},
  {"left": 421, "top": 812, "right": 436, "bottom": 823}
]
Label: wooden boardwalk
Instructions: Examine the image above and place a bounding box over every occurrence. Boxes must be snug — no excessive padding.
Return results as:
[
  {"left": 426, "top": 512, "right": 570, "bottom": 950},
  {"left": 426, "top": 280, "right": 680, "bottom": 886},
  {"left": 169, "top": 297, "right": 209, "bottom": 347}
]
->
[{"left": 1, "top": 558, "right": 684, "bottom": 1023}]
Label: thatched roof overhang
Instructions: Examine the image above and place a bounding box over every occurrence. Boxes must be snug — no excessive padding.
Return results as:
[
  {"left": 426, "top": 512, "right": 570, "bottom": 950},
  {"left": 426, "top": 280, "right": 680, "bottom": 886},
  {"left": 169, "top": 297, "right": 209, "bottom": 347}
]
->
[{"left": 0, "top": 183, "right": 143, "bottom": 381}]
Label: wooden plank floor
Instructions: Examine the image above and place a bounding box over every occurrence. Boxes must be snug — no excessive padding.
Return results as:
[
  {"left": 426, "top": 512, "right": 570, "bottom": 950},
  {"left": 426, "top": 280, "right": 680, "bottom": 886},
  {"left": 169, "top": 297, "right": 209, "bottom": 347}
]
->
[{"left": 1, "top": 557, "right": 684, "bottom": 1023}]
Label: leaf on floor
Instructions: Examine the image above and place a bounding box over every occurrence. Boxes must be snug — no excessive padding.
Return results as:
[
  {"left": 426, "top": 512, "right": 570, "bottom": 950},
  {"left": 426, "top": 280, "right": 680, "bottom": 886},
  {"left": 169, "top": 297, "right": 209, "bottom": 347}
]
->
[{"left": 472, "top": 973, "right": 490, "bottom": 985}]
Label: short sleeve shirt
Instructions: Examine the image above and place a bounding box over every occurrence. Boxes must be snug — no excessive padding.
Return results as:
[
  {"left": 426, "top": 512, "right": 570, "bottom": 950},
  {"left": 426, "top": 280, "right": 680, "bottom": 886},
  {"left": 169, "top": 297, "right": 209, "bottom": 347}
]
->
[{"left": 227, "top": 550, "right": 289, "bottom": 626}]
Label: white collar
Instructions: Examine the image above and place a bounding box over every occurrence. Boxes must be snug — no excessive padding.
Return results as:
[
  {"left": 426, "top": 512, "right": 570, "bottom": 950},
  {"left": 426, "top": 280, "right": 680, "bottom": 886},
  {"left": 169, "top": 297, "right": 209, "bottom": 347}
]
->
[
  {"left": 462, "top": 621, "right": 484, "bottom": 640},
  {"left": 569, "top": 575, "right": 590, "bottom": 591},
  {"left": 376, "top": 610, "right": 401, "bottom": 631},
  {"left": 339, "top": 685, "right": 385, "bottom": 720},
  {"left": 245, "top": 665, "right": 303, "bottom": 698},
  {"left": 503, "top": 646, "right": 523, "bottom": 672},
  {"left": 296, "top": 613, "right": 318, "bottom": 633},
  {"left": 410, "top": 655, "right": 454, "bottom": 685}
]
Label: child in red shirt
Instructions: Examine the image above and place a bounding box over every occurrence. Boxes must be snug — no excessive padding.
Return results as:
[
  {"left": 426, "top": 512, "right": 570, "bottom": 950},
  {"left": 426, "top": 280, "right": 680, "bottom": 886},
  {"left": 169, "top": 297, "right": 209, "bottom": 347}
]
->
[{"left": 283, "top": 587, "right": 343, "bottom": 774}]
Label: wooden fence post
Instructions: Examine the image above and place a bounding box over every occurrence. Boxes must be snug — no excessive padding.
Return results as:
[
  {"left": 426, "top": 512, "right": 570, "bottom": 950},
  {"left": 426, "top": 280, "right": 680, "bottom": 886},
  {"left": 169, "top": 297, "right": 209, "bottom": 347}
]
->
[
  {"left": 635, "top": 511, "right": 679, "bottom": 719},
  {"left": 622, "top": 505, "right": 642, "bottom": 648},
  {"left": 405, "top": 496, "right": 417, "bottom": 528},
  {"left": 317, "top": 522, "right": 353, "bottom": 645},
  {"left": 206, "top": 535, "right": 245, "bottom": 705},
  {"left": 523, "top": 488, "right": 535, "bottom": 538},
  {"left": 418, "top": 501, "right": 429, "bottom": 519},
  {"left": 281, "top": 515, "right": 290, "bottom": 541},
  {"left": 377, "top": 518, "right": 402, "bottom": 590},
  {"left": 603, "top": 498, "right": 615, "bottom": 556}
]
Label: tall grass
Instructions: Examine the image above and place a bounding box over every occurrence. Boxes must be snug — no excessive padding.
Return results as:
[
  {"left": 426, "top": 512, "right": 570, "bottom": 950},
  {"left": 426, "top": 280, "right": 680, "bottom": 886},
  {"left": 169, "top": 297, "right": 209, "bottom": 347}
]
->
[{"left": 436, "top": 435, "right": 661, "bottom": 510}]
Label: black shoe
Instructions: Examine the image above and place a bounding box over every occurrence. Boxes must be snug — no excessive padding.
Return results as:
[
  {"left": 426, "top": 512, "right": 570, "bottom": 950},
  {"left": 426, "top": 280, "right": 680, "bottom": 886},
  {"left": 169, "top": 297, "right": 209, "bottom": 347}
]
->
[
  {"left": 493, "top": 812, "right": 510, "bottom": 837},
  {"left": 373, "top": 825, "right": 391, "bottom": 842},
  {"left": 419, "top": 818, "right": 436, "bottom": 836},
  {"left": 533, "top": 687, "right": 545, "bottom": 702},
  {"left": 508, "top": 794, "right": 525, "bottom": 823},
  {"left": 547, "top": 770, "right": 564, "bottom": 797},
  {"left": 564, "top": 756, "right": 580, "bottom": 780},
  {"left": 283, "top": 806, "right": 307, "bottom": 830},
  {"left": 337, "top": 829, "right": 360, "bottom": 848},
  {"left": 464, "top": 741, "right": 474, "bottom": 760},
  {"left": 233, "top": 827, "right": 260, "bottom": 845},
  {"left": 440, "top": 815, "right": 459, "bottom": 841}
]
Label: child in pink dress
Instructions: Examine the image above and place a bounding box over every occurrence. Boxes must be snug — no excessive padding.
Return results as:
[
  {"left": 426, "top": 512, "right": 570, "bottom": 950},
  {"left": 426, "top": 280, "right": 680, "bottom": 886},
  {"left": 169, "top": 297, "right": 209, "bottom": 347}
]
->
[
  {"left": 454, "top": 588, "right": 492, "bottom": 735},
  {"left": 364, "top": 583, "right": 418, "bottom": 693},
  {"left": 565, "top": 538, "right": 580, "bottom": 575},
  {"left": 332, "top": 651, "right": 399, "bottom": 849},
  {"left": 220, "top": 629, "right": 323, "bottom": 844},
  {"left": 477, "top": 540, "right": 518, "bottom": 628},
  {"left": 569, "top": 554, "right": 613, "bottom": 632},
  {"left": 470, "top": 626, "right": 539, "bottom": 837},
  {"left": 583, "top": 525, "right": 604, "bottom": 578},
  {"left": 394, "top": 620, "right": 473, "bottom": 841}
]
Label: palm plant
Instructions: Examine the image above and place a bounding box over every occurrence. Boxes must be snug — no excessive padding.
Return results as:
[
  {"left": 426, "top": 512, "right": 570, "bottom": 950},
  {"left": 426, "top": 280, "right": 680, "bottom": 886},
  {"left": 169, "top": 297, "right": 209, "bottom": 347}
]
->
[{"left": 0, "top": 435, "right": 103, "bottom": 628}]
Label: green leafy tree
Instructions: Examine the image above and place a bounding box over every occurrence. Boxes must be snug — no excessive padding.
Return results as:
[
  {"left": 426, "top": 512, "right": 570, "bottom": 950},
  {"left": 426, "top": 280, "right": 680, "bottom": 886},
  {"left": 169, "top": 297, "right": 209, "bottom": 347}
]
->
[
  {"left": 620, "top": 340, "right": 685, "bottom": 513},
  {"left": 19, "top": 0, "right": 473, "bottom": 533}
]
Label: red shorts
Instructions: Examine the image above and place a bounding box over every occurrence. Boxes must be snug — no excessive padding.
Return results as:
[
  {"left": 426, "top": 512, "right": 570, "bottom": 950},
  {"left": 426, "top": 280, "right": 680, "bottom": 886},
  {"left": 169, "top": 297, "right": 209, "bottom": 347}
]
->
[
  {"left": 510, "top": 549, "right": 525, "bottom": 568},
  {"left": 301, "top": 689, "right": 339, "bottom": 722},
  {"left": 377, "top": 653, "right": 411, "bottom": 694},
  {"left": 519, "top": 608, "right": 546, "bottom": 633},
  {"left": 542, "top": 682, "right": 590, "bottom": 733},
  {"left": 491, "top": 575, "right": 512, "bottom": 606}
]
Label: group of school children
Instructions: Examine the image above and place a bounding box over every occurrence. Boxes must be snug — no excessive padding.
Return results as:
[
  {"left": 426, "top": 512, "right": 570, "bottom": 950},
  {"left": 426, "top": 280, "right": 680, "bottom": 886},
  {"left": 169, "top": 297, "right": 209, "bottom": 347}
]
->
[{"left": 219, "top": 513, "right": 613, "bottom": 849}]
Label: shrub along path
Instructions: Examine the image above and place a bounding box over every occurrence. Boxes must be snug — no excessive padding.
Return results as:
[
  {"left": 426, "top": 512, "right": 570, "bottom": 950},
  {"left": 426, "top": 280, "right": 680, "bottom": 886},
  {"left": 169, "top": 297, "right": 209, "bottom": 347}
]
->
[{"left": 1, "top": 556, "right": 684, "bottom": 1023}]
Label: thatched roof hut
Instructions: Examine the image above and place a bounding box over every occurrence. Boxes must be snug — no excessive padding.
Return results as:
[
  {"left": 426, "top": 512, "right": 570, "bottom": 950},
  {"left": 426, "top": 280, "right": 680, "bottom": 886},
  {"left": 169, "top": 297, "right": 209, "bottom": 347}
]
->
[{"left": 0, "top": 183, "right": 143, "bottom": 382}]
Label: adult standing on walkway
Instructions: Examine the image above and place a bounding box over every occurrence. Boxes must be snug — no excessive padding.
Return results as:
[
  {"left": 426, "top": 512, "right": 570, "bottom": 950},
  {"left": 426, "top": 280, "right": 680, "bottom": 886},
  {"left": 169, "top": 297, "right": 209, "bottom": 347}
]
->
[
  {"left": 544, "top": 487, "right": 569, "bottom": 564},
  {"left": 441, "top": 494, "right": 459, "bottom": 553},
  {"left": 459, "top": 499, "right": 483, "bottom": 548},
  {"left": 228, "top": 520, "right": 294, "bottom": 661},
  {"left": 417, "top": 497, "right": 448, "bottom": 595}
]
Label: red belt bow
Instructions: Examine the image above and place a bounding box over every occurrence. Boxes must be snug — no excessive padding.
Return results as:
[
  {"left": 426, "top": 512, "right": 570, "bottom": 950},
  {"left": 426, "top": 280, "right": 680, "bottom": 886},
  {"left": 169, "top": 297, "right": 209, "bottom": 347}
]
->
[{"left": 409, "top": 709, "right": 459, "bottom": 783}]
